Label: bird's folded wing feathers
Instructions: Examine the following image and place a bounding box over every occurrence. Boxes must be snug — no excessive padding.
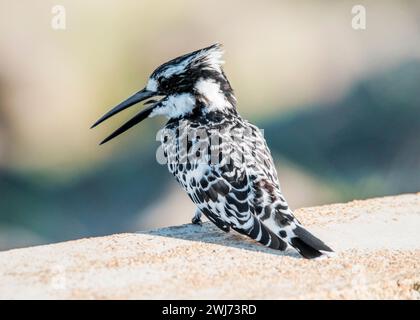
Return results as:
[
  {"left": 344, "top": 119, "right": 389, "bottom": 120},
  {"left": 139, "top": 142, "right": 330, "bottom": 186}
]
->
[{"left": 192, "top": 143, "right": 288, "bottom": 250}]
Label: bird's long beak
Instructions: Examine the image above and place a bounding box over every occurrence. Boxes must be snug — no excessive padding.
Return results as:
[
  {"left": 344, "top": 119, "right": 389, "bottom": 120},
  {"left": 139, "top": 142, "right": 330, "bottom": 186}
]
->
[{"left": 91, "top": 88, "right": 158, "bottom": 145}]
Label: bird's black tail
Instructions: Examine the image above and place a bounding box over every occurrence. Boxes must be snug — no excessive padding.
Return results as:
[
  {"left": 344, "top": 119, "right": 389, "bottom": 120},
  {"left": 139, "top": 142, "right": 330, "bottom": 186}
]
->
[
  {"left": 233, "top": 215, "right": 289, "bottom": 251},
  {"left": 234, "top": 215, "right": 334, "bottom": 259},
  {"left": 289, "top": 224, "right": 334, "bottom": 259}
]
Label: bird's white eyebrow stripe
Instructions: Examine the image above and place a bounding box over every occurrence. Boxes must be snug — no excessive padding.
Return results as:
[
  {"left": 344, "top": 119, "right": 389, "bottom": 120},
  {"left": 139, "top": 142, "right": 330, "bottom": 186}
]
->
[{"left": 146, "top": 78, "right": 158, "bottom": 92}]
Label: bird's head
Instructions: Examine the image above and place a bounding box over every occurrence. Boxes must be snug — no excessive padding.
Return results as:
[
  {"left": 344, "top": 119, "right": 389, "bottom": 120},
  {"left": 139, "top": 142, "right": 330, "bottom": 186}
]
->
[{"left": 92, "top": 43, "right": 236, "bottom": 145}]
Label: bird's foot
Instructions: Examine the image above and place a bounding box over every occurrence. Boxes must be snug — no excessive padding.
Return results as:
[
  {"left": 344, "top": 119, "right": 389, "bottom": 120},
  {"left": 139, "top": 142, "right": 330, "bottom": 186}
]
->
[{"left": 191, "top": 216, "right": 202, "bottom": 226}]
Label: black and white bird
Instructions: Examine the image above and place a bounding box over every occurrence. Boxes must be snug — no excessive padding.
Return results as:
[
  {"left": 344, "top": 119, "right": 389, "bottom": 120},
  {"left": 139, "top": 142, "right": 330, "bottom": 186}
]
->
[{"left": 92, "top": 44, "right": 334, "bottom": 259}]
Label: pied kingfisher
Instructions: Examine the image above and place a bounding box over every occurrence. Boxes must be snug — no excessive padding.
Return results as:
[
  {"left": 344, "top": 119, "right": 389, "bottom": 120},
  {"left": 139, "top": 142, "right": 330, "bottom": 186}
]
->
[{"left": 92, "top": 44, "right": 333, "bottom": 259}]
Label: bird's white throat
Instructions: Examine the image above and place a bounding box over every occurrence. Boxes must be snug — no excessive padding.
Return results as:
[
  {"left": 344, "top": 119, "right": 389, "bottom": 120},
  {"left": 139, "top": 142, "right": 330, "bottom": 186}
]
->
[{"left": 149, "top": 93, "right": 196, "bottom": 119}]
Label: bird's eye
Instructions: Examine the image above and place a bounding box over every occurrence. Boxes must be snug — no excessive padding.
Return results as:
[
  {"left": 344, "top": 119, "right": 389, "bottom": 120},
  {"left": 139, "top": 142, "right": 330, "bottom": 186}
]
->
[{"left": 159, "top": 80, "right": 169, "bottom": 91}]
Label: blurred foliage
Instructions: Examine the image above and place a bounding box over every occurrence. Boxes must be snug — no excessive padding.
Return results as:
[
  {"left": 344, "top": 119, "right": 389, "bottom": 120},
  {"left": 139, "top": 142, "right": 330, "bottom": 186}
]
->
[
  {"left": 265, "top": 61, "right": 420, "bottom": 198},
  {"left": 0, "top": 142, "right": 169, "bottom": 246}
]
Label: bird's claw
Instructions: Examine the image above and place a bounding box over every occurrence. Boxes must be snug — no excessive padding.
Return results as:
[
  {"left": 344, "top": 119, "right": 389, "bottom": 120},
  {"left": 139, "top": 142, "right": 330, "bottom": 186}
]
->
[{"left": 191, "top": 216, "right": 202, "bottom": 226}]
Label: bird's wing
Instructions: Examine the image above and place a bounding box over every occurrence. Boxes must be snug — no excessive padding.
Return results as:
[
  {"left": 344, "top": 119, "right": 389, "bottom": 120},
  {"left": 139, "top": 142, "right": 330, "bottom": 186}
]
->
[
  {"left": 189, "top": 124, "right": 289, "bottom": 250},
  {"left": 241, "top": 124, "right": 334, "bottom": 258},
  {"left": 192, "top": 122, "right": 333, "bottom": 258},
  {"left": 192, "top": 155, "right": 288, "bottom": 251}
]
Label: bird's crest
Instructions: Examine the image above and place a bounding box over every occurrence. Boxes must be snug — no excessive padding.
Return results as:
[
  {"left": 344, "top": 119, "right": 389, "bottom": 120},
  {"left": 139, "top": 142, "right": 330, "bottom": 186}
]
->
[
  {"left": 152, "top": 43, "right": 225, "bottom": 79},
  {"left": 190, "top": 43, "right": 225, "bottom": 71}
]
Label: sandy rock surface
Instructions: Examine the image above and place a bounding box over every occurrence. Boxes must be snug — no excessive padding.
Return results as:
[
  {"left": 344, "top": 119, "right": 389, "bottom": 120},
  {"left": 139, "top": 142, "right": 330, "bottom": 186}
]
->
[{"left": 0, "top": 193, "right": 419, "bottom": 299}]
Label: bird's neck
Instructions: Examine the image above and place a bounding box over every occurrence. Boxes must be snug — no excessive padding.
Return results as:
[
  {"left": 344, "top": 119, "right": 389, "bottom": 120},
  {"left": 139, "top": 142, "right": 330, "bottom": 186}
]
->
[{"left": 194, "top": 73, "right": 236, "bottom": 114}]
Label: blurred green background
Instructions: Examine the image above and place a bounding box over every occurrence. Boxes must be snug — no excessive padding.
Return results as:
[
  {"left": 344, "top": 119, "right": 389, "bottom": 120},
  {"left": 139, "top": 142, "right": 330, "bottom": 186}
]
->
[{"left": 0, "top": 0, "right": 419, "bottom": 250}]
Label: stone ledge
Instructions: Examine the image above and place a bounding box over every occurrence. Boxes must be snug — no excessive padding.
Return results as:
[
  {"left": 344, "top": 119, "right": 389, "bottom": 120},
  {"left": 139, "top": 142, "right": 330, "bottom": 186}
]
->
[{"left": 0, "top": 193, "right": 419, "bottom": 299}]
